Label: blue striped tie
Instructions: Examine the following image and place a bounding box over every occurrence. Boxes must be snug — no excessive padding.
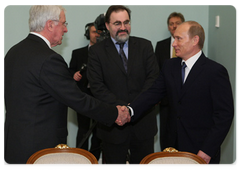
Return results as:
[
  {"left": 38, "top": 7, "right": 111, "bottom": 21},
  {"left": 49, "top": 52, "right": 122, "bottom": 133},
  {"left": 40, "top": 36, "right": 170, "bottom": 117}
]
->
[
  {"left": 117, "top": 42, "right": 128, "bottom": 73},
  {"left": 181, "top": 62, "right": 187, "bottom": 84}
]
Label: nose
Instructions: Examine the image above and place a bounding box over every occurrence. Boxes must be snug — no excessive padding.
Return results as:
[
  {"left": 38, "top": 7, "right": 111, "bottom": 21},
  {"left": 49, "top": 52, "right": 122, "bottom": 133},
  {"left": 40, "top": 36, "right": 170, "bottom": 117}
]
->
[
  {"left": 172, "top": 39, "right": 177, "bottom": 47},
  {"left": 64, "top": 26, "right": 68, "bottom": 33},
  {"left": 119, "top": 23, "right": 127, "bottom": 29}
]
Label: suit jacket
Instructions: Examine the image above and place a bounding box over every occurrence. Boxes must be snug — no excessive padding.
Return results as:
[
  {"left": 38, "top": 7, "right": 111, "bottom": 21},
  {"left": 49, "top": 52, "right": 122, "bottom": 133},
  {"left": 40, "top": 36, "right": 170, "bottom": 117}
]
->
[
  {"left": 4, "top": 34, "right": 118, "bottom": 163},
  {"left": 155, "top": 37, "right": 171, "bottom": 68},
  {"left": 87, "top": 36, "right": 159, "bottom": 144},
  {"left": 69, "top": 45, "right": 92, "bottom": 95},
  {"left": 131, "top": 53, "right": 234, "bottom": 160},
  {"left": 155, "top": 37, "right": 172, "bottom": 106}
]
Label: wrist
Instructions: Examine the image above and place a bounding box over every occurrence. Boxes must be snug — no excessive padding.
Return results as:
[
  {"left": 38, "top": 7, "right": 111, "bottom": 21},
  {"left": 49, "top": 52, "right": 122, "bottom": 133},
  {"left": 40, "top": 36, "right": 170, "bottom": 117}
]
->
[{"left": 127, "top": 106, "right": 134, "bottom": 117}]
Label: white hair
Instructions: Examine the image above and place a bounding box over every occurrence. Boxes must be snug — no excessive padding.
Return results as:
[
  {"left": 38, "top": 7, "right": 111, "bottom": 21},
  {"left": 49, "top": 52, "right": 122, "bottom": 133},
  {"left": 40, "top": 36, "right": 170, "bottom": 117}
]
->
[{"left": 29, "top": 5, "right": 66, "bottom": 32}]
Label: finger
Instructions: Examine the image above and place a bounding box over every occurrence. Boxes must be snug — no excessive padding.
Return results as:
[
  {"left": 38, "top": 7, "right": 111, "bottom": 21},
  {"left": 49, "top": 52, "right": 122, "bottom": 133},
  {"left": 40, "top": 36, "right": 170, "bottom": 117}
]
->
[{"left": 120, "top": 106, "right": 127, "bottom": 111}]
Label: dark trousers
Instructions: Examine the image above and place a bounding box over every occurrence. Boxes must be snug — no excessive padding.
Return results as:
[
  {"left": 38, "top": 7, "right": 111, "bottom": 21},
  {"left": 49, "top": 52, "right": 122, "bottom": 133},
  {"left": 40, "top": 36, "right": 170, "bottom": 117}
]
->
[
  {"left": 159, "top": 103, "right": 170, "bottom": 151},
  {"left": 102, "top": 133, "right": 154, "bottom": 164},
  {"left": 76, "top": 113, "right": 101, "bottom": 160}
]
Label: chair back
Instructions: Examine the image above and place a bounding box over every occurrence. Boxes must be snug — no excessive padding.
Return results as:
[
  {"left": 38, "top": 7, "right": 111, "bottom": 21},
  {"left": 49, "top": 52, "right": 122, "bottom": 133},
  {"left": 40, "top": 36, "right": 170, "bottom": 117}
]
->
[
  {"left": 27, "top": 144, "right": 98, "bottom": 164},
  {"left": 140, "top": 147, "right": 206, "bottom": 164}
]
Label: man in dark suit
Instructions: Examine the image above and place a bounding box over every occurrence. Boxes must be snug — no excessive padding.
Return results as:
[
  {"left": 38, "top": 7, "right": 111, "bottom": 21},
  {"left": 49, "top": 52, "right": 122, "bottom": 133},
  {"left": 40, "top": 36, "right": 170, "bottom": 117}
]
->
[
  {"left": 87, "top": 5, "right": 159, "bottom": 163},
  {"left": 4, "top": 5, "right": 130, "bottom": 164},
  {"left": 69, "top": 23, "right": 101, "bottom": 159},
  {"left": 130, "top": 21, "right": 234, "bottom": 164},
  {"left": 155, "top": 12, "right": 185, "bottom": 151}
]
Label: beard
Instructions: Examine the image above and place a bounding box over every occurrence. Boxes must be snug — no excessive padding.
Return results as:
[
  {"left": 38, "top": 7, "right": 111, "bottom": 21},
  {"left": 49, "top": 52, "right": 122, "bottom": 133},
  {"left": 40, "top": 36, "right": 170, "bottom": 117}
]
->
[{"left": 115, "top": 29, "right": 130, "bottom": 43}]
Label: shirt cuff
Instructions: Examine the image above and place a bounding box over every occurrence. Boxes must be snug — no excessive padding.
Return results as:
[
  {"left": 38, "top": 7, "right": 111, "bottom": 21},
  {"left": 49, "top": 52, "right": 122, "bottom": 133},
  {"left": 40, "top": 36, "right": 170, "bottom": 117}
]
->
[{"left": 127, "top": 106, "right": 134, "bottom": 117}]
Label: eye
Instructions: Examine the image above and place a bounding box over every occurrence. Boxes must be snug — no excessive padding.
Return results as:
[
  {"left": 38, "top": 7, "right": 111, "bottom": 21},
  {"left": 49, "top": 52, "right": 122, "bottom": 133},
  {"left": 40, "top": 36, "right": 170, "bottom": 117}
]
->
[
  {"left": 175, "top": 36, "right": 181, "bottom": 41},
  {"left": 123, "top": 20, "right": 130, "bottom": 25},
  {"left": 113, "top": 21, "right": 121, "bottom": 26}
]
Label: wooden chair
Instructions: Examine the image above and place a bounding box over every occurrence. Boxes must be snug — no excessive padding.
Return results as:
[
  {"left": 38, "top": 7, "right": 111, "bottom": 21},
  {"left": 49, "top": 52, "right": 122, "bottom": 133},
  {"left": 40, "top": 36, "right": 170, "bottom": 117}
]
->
[
  {"left": 140, "top": 147, "right": 206, "bottom": 164},
  {"left": 27, "top": 144, "right": 98, "bottom": 164}
]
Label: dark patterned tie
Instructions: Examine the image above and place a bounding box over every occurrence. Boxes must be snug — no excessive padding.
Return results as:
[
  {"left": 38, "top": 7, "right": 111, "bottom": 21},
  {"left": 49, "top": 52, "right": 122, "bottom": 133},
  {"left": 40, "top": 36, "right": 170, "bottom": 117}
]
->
[
  {"left": 181, "top": 62, "right": 187, "bottom": 84},
  {"left": 117, "top": 42, "right": 128, "bottom": 72}
]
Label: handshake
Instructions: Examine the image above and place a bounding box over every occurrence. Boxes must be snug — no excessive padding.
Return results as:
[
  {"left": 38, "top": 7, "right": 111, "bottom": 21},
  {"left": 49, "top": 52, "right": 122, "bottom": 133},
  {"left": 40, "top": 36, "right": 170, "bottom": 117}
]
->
[{"left": 115, "top": 106, "right": 131, "bottom": 126}]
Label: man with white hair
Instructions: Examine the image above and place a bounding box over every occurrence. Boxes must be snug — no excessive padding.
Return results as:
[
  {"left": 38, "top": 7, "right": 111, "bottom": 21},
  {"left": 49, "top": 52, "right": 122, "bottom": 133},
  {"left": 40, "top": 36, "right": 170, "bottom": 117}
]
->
[{"left": 4, "top": 5, "right": 130, "bottom": 164}]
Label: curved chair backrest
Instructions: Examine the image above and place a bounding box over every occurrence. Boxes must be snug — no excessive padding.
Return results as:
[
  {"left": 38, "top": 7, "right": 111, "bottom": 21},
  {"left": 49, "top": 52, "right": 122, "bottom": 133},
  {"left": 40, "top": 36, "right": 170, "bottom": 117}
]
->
[
  {"left": 27, "top": 144, "right": 98, "bottom": 164},
  {"left": 140, "top": 147, "right": 206, "bottom": 164}
]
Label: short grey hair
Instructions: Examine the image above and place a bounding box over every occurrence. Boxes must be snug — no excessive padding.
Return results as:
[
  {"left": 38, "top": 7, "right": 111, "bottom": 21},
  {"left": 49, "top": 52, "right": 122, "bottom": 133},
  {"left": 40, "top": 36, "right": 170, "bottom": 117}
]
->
[{"left": 29, "top": 5, "right": 66, "bottom": 32}]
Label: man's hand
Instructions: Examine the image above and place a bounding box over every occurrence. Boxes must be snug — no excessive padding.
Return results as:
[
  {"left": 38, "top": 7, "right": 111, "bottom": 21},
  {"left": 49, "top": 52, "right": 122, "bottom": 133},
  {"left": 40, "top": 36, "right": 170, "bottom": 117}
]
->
[
  {"left": 73, "top": 71, "right": 82, "bottom": 81},
  {"left": 197, "top": 150, "right": 211, "bottom": 164},
  {"left": 115, "top": 106, "right": 131, "bottom": 126}
]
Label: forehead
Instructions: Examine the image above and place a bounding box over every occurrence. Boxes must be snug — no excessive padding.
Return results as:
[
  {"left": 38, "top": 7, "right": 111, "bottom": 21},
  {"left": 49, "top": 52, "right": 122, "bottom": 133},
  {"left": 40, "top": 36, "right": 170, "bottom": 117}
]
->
[
  {"left": 89, "top": 25, "right": 96, "bottom": 31},
  {"left": 169, "top": 17, "right": 182, "bottom": 23},
  {"left": 110, "top": 10, "right": 129, "bottom": 21},
  {"left": 59, "top": 11, "right": 66, "bottom": 21},
  {"left": 174, "top": 23, "right": 190, "bottom": 37}
]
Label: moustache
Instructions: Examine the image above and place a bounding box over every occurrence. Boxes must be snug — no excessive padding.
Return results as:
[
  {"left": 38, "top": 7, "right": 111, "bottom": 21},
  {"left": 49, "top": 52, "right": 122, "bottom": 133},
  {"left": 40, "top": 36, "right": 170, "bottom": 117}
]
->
[{"left": 117, "top": 29, "right": 129, "bottom": 35}]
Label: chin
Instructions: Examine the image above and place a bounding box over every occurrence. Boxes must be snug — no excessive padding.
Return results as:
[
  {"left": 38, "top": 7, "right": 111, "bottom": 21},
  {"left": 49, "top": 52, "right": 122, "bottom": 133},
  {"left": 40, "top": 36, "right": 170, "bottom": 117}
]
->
[{"left": 116, "top": 34, "right": 129, "bottom": 43}]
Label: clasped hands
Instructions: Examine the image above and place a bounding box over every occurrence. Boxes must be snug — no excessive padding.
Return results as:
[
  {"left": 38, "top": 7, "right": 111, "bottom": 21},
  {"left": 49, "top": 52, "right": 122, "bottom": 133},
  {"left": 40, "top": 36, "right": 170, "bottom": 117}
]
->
[{"left": 115, "top": 106, "right": 131, "bottom": 126}]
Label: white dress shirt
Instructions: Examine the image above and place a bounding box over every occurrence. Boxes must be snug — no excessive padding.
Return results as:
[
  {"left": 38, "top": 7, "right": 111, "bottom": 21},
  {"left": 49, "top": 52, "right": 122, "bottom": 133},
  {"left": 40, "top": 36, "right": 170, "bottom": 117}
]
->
[{"left": 182, "top": 50, "right": 202, "bottom": 83}]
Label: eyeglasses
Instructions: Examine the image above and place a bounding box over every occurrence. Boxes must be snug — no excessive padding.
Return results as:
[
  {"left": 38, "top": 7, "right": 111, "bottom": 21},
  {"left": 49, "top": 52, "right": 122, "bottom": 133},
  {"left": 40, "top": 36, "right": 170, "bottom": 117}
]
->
[
  {"left": 52, "top": 20, "right": 68, "bottom": 27},
  {"left": 110, "top": 20, "right": 131, "bottom": 28}
]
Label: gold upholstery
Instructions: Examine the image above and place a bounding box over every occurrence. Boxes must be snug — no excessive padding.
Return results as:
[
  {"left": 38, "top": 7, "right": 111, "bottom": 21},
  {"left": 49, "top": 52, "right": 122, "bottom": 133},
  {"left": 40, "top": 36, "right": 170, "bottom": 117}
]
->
[
  {"left": 27, "top": 144, "right": 98, "bottom": 164},
  {"left": 140, "top": 147, "right": 206, "bottom": 164}
]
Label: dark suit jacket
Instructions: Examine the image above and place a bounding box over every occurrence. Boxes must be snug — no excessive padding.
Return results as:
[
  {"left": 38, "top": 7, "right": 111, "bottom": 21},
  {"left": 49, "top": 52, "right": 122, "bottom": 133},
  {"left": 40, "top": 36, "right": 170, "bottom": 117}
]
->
[
  {"left": 155, "top": 37, "right": 171, "bottom": 68},
  {"left": 131, "top": 53, "right": 234, "bottom": 161},
  {"left": 87, "top": 36, "right": 159, "bottom": 144},
  {"left": 155, "top": 37, "right": 172, "bottom": 108},
  {"left": 69, "top": 45, "right": 91, "bottom": 95},
  {"left": 4, "top": 34, "right": 117, "bottom": 163}
]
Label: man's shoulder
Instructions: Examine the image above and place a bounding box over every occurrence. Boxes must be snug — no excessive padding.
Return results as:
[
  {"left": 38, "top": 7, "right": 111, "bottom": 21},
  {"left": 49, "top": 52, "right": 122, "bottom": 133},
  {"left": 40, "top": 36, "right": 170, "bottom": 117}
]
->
[
  {"left": 129, "top": 36, "right": 151, "bottom": 43},
  {"left": 156, "top": 37, "right": 171, "bottom": 46},
  {"left": 72, "top": 45, "right": 88, "bottom": 53},
  {"left": 204, "top": 55, "right": 227, "bottom": 72},
  {"left": 90, "top": 38, "right": 110, "bottom": 50}
]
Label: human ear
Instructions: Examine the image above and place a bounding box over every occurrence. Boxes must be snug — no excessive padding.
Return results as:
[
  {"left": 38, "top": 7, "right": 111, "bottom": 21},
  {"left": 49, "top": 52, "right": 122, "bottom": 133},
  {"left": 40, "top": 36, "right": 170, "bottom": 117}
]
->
[{"left": 192, "top": 35, "right": 199, "bottom": 46}]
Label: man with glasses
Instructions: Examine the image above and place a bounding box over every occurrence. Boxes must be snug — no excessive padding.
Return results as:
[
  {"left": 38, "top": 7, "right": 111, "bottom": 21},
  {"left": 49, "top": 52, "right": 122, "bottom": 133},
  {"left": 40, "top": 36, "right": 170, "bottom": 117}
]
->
[
  {"left": 5, "top": 5, "right": 130, "bottom": 164},
  {"left": 87, "top": 5, "right": 159, "bottom": 164}
]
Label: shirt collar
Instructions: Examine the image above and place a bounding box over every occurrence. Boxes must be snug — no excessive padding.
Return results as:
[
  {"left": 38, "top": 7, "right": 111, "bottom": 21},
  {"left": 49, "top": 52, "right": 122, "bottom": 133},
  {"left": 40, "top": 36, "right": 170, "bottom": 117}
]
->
[
  {"left": 171, "top": 36, "right": 174, "bottom": 43},
  {"left": 30, "top": 32, "right": 51, "bottom": 49},
  {"left": 182, "top": 50, "right": 202, "bottom": 69}
]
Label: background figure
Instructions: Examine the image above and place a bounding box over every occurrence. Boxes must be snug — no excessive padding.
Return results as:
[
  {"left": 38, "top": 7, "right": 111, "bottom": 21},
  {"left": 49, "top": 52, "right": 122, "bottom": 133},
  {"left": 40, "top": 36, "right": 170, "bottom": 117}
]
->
[
  {"left": 69, "top": 23, "right": 102, "bottom": 160},
  {"left": 87, "top": 5, "right": 159, "bottom": 164},
  {"left": 4, "top": 5, "right": 129, "bottom": 164},
  {"left": 130, "top": 21, "right": 234, "bottom": 164},
  {"left": 155, "top": 12, "right": 185, "bottom": 150}
]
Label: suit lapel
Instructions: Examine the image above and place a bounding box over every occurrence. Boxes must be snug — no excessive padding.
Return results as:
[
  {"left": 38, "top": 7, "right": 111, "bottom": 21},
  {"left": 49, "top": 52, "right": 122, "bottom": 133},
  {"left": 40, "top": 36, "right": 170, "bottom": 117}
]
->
[
  {"left": 105, "top": 38, "right": 127, "bottom": 74},
  {"left": 171, "top": 58, "right": 183, "bottom": 98},
  {"left": 127, "top": 37, "right": 136, "bottom": 75},
  {"left": 180, "top": 53, "right": 207, "bottom": 99}
]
